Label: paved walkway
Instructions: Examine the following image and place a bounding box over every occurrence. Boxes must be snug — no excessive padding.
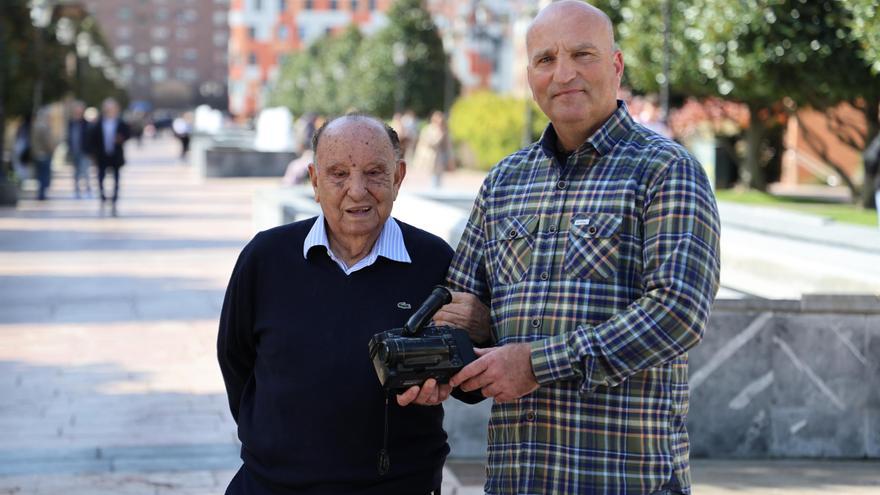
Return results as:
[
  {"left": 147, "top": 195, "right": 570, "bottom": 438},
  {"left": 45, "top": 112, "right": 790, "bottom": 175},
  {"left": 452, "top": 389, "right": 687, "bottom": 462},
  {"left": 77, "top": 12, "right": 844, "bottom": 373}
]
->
[{"left": 1, "top": 137, "right": 878, "bottom": 494}]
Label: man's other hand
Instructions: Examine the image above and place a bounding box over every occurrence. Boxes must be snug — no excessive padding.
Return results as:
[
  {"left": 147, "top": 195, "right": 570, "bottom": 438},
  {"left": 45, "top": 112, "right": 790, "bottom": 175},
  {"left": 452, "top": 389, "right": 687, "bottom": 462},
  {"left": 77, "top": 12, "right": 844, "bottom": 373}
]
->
[
  {"left": 396, "top": 378, "right": 452, "bottom": 406},
  {"left": 449, "top": 344, "right": 539, "bottom": 403},
  {"left": 433, "top": 291, "right": 492, "bottom": 344}
]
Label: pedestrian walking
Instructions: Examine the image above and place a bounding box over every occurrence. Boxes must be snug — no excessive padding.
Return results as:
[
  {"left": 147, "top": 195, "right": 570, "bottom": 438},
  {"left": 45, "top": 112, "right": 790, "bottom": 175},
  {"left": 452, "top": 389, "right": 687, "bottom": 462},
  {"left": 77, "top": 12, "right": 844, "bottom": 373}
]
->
[
  {"left": 89, "top": 98, "right": 131, "bottom": 216},
  {"left": 67, "top": 101, "right": 93, "bottom": 198},
  {"left": 412, "top": 111, "right": 452, "bottom": 188},
  {"left": 864, "top": 132, "right": 880, "bottom": 228},
  {"left": 31, "top": 109, "right": 56, "bottom": 201}
]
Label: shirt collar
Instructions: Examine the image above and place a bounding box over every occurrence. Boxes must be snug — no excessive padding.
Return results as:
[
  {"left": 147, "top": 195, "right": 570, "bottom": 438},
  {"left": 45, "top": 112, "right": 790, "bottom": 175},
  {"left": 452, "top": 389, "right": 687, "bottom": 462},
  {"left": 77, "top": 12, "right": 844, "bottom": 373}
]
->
[
  {"left": 539, "top": 99, "right": 634, "bottom": 161},
  {"left": 303, "top": 215, "right": 411, "bottom": 275}
]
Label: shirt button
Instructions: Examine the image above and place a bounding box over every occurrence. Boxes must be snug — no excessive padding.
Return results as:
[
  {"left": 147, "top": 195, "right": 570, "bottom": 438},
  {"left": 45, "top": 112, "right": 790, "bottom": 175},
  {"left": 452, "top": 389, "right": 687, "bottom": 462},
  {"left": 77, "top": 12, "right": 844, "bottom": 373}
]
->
[
  {"left": 548, "top": 225, "right": 557, "bottom": 234},
  {"left": 587, "top": 226, "right": 598, "bottom": 236},
  {"left": 531, "top": 318, "right": 541, "bottom": 328},
  {"left": 540, "top": 271, "right": 549, "bottom": 280},
  {"left": 556, "top": 180, "right": 567, "bottom": 190},
  {"left": 508, "top": 229, "right": 517, "bottom": 238},
  {"left": 525, "top": 411, "right": 536, "bottom": 422}
]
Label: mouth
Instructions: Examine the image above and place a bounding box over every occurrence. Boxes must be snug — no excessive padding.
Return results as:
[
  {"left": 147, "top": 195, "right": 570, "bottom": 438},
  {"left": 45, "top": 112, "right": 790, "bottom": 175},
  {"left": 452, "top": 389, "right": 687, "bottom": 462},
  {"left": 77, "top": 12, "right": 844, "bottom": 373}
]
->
[
  {"left": 345, "top": 206, "right": 373, "bottom": 216},
  {"left": 553, "top": 89, "right": 585, "bottom": 98}
]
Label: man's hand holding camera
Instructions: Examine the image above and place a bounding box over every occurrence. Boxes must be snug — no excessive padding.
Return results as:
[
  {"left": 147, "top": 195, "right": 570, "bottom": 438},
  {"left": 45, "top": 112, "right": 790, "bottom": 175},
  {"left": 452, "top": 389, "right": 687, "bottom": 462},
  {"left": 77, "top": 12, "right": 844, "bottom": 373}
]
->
[{"left": 396, "top": 291, "right": 539, "bottom": 406}]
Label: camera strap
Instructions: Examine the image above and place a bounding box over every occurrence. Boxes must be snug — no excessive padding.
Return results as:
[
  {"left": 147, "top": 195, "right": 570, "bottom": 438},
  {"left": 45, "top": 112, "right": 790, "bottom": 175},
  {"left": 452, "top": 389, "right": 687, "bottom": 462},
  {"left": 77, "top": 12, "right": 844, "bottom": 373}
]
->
[{"left": 377, "top": 394, "right": 390, "bottom": 476}]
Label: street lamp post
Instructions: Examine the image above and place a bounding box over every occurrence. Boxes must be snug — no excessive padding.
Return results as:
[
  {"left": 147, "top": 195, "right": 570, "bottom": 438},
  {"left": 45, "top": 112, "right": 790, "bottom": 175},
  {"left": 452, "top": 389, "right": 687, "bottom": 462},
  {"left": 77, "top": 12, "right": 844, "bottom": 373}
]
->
[
  {"left": 392, "top": 42, "right": 406, "bottom": 115},
  {"left": 30, "top": 0, "right": 53, "bottom": 119}
]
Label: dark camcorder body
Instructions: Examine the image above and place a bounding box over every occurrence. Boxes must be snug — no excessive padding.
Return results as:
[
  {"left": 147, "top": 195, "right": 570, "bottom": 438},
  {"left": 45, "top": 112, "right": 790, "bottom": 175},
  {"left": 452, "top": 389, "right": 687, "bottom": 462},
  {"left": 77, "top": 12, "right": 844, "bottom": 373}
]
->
[{"left": 369, "top": 287, "right": 477, "bottom": 392}]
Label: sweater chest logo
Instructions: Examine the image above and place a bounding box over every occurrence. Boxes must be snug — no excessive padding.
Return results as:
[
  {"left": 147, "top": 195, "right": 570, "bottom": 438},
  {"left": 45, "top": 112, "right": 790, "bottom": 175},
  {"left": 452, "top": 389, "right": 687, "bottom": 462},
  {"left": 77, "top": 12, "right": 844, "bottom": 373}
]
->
[{"left": 396, "top": 302, "right": 411, "bottom": 310}]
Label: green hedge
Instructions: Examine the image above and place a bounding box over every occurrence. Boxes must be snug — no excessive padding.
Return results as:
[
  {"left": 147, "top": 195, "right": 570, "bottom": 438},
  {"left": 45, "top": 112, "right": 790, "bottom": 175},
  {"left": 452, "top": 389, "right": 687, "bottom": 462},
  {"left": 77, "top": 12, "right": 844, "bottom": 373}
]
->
[{"left": 449, "top": 92, "right": 548, "bottom": 170}]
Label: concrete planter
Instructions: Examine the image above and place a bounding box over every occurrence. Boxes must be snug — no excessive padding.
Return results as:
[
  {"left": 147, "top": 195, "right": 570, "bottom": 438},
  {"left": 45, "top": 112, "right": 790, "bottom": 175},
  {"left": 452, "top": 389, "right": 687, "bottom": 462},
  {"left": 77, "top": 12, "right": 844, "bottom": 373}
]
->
[
  {"left": 202, "top": 148, "right": 295, "bottom": 178},
  {"left": 0, "top": 178, "right": 18, "bottom": 206}
]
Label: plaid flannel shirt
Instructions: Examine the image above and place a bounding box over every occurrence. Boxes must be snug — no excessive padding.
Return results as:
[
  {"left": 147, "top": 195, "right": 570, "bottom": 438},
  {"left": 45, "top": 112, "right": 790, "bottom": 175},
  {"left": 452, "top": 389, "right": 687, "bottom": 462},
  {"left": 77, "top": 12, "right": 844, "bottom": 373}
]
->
[{"left": 447, "top": 102, "right": 720, "bottom": 495}]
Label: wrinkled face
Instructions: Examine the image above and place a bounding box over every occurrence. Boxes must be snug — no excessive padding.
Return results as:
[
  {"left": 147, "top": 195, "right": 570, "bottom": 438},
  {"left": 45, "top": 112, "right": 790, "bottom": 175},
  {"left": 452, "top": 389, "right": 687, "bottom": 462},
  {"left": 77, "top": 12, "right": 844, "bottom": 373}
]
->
[
  {"left": 309, "top": 119, "right": 405, "bottom": 245},
  {"left": 526, "top": 2, "right": 623, "bottom": 138}
]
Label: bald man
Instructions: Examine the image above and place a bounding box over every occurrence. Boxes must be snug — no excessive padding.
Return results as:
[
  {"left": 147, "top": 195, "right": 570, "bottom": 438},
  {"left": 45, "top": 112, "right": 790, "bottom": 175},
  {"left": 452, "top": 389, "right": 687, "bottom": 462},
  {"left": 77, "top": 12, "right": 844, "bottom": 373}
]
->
[{"left": 418, "top": 2, "right": 721, "bottom": 493}]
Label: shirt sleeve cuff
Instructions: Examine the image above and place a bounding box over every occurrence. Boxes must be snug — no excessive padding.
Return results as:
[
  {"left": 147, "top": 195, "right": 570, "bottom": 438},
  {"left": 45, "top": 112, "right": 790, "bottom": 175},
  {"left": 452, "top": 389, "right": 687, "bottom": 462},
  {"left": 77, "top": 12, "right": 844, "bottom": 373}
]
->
[{"left": 529, "top": 334, "right": 578, "bottom": 385}]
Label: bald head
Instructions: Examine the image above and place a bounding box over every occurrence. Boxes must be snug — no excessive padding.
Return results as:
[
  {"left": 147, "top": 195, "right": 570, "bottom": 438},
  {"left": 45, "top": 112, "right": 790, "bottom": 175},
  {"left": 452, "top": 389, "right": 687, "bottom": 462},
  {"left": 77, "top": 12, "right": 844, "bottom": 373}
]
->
[
  {"left": 525, "top": 0, "right": 624, "bottom": 150},
  {"left": 527, "top": 1, "right": 615, "bottom": 53},
  {"left": 312, "top": 114, "right": 401, "bottom": 165}
]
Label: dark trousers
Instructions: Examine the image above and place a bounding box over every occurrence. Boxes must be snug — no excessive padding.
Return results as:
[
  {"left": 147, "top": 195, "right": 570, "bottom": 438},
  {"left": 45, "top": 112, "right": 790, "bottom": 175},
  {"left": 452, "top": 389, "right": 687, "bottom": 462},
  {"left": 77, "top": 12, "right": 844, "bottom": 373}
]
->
[
  {"left": 97, "top": 163, "right": 120, "bottom": 202},
  {"left": 36, "top": 158, "right": 52, "bottom": 200}
]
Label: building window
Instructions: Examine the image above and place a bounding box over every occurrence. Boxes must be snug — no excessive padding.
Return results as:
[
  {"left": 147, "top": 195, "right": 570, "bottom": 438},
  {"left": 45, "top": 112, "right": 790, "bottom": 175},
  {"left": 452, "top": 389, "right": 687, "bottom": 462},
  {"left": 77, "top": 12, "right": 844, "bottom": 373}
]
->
[
  {"left": 114, "top": 45, "right": 133, "bottom": 60},
  {"left": 304, "top": 0, "right": 313, "bottom": 9},
  {"left": 248, "top": 26, "right": 256, "bottom": 39},
  {"left": 213, "top": 31, "right": 227, "bottom": 47},
  {"left": 368, "top": 0, "right": 376, "bottom": 11},
  {"left": 213, "top": 11, "right": 227, "bottom": 26},
  {"left": 118, "top": 6, "right": 132, "bottom": 20},
  {"left": 156, "top": 7, "right": 169, "bottom": 21},
  {"left": 152, "top": 26, "right": 170, "bottom": 39},
  {"left": 330, "top": 0, "right": 337, "bottom": 9},
  {"left": 175, "top": 68, "right": 198, "bottom": 82},
  {"left": 248, "top": 52, "right": 257, "bottom": 66},
  {"left": 279, "top": 0, "right": 287, "bottom": 11},
  {"left": 150, "top": 46, "right": 168, "bottom": 64},
  {"left": 178, "top": 28, "right": 192, "bottom": 41},
  {"left": 183, "top": 48, "right": 199, "bottom": 61},
  {"left": 278, "top": 25, "right": 289, "bottom": 40},
  {"left": 151, "top": 67, "right": 167, "bottom": 82},
  {"left": 350, "top": 0, "right": 358, "bottom": 10},
  {"left": 178, "top": 9, "right": 198, "bottom": 23}
]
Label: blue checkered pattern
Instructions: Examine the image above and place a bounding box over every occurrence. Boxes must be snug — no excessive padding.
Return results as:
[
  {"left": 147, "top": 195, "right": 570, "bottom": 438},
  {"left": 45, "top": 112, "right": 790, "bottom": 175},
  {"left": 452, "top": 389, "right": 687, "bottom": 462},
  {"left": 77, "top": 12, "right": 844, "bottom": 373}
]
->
[{"left": 447, "top": 102, "right": 721, "bottom": 494}]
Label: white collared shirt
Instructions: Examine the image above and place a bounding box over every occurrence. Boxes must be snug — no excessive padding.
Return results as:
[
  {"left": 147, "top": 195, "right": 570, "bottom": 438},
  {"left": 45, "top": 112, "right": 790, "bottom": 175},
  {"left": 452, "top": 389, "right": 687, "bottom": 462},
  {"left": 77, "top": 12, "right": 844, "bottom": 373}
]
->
[
  {"left": 303, "top": 215, "right": 411, "bottom": 275},
  {"left": 102, "top": 118, "right": 118, "bottom": 154}
]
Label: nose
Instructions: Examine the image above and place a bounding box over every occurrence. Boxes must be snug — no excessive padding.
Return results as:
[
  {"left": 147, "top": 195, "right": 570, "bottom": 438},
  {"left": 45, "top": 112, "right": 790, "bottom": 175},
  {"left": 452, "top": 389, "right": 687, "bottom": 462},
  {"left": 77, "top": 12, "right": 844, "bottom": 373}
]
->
[
  {"left": 347, "top": 171, "right": 368, "bottom": 199},
  {"left": 553, "top": 56, "right": 576, "bottom": 84}
]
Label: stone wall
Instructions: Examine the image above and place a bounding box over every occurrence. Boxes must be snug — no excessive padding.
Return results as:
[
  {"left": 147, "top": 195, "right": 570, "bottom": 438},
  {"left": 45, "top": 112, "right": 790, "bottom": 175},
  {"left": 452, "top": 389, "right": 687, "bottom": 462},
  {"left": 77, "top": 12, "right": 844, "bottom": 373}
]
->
[{"left": 445, "top": 295, "right": 880, "bottom": 459}]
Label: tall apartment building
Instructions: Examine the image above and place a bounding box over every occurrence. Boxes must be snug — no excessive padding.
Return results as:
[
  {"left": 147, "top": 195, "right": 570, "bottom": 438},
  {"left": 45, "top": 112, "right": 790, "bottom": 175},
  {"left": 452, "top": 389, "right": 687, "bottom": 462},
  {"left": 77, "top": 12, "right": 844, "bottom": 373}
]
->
[
  {"left": 81, "top": 0, "right": 230, "bottom": 110},
  {"left": 228, "top": 0, "right": 393, "bottom": 118}
]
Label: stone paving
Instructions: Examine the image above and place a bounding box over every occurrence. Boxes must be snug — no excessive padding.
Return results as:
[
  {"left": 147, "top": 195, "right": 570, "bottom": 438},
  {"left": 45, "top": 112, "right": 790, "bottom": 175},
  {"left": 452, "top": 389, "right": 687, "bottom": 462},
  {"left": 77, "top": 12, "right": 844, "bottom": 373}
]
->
[{"left": 0, "top": 137, "right": 878, "bottom": 494}]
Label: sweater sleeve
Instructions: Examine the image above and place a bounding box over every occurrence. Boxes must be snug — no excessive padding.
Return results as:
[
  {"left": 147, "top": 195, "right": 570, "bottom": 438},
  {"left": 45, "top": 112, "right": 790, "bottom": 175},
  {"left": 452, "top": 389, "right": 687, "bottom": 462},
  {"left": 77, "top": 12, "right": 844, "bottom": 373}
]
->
[{"left": 217, "top": 237, "right": 259, "bottom": 422}]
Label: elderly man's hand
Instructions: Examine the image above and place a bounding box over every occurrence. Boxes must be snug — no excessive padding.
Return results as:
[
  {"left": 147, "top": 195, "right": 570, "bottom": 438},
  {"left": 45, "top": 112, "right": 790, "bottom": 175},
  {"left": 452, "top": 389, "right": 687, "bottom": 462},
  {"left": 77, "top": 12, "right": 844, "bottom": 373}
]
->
[
  {"left": 396, "top": 378, "right": 452, "bottom": 407},
  {"left": 432, "top": 291, "right": 492, "bottom": 344},
  {"left": 449, "top": 344, "right": 539, "bottom": 403}
]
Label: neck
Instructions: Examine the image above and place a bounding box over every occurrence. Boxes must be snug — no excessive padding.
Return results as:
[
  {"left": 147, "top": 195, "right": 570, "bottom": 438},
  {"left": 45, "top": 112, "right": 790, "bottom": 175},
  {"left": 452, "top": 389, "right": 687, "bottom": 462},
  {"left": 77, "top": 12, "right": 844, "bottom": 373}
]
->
[
  {"left": 554, "top": 104, "right": 618, "bottom": 152},
  {"left": 327, "top": 229, "right": 381, "bottom": 268}
]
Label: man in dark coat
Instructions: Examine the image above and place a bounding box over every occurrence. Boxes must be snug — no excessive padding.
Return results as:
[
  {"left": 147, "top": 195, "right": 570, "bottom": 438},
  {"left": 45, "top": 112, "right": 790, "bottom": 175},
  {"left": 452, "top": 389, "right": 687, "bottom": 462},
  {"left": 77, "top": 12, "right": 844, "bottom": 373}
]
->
[{"left": 90, "top": 98, "right": 130, "bottom": 216}]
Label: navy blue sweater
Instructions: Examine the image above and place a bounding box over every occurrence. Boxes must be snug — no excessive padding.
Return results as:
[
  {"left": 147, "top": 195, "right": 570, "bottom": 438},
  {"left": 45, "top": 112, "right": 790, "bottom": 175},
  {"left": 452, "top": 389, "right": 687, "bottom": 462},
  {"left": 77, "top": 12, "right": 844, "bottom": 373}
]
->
[{"left": 218, "top": 217, "right": 454, "bottom": 494}]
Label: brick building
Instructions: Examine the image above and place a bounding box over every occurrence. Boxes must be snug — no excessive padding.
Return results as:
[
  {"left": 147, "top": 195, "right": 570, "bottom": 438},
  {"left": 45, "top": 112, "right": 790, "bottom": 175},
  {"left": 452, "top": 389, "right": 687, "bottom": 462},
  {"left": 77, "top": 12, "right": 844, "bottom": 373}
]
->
[
  {"left": 227, "top": 0, "right": 392, "bottom": 118},
  {"left": 81, "top": 0, "right": 230, "bottom": 111}
]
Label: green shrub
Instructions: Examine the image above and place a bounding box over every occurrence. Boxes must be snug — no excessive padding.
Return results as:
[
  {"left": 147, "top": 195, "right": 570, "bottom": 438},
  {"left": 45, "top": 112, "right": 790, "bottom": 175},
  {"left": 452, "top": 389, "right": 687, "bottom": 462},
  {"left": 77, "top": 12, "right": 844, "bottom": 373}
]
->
[{"left": 449, "top": 92, "right": 548, "bottom": 170}]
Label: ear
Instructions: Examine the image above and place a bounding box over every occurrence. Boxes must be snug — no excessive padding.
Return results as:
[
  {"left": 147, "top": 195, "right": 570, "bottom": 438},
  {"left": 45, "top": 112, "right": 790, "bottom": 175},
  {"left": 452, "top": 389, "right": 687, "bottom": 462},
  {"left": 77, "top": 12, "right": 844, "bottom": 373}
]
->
[
  {"left": 613, "top": 50, "right": 624, "bottom": 85},
  {"left": 392, "top": 160, "right": 406, "bottom": 201},
  {"left": 308, "top": 163, "right": 319, "bottom": 203}
]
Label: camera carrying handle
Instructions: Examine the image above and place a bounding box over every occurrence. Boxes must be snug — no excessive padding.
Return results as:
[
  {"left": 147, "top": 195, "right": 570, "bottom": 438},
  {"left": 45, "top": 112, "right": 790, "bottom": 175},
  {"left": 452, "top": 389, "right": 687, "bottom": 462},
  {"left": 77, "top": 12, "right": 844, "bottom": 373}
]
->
[{"left": 403, "top": 286, "right": 452, "bottom": 336}]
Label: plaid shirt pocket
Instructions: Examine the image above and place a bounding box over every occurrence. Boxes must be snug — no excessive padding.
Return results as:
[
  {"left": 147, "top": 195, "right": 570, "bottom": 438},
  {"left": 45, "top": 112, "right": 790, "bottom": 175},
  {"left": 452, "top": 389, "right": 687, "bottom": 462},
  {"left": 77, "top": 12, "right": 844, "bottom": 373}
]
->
[
  {"left": 489, "top": 215, "right": 538, "bottom": 285},
  {"left": 564, "top": 213, "right": 622, "bottom": 281}
]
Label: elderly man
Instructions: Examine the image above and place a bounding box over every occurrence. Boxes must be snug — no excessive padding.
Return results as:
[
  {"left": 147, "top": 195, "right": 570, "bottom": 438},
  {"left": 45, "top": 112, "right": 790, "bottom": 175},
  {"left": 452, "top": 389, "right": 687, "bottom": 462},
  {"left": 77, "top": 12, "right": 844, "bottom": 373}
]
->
[
  {"left": 218, "top": 114, "right": 454, "bottom": 494},
  {"left": 407, "top": 2, "right": 721, "bottom": 494}
]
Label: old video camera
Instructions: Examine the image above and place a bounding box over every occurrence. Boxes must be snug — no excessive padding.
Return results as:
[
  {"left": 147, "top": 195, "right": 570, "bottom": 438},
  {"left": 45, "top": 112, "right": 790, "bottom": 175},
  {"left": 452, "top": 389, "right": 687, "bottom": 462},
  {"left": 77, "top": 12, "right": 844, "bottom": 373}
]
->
[{"left": 369, "top": 287, "right": 477, "bottom": 393}]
